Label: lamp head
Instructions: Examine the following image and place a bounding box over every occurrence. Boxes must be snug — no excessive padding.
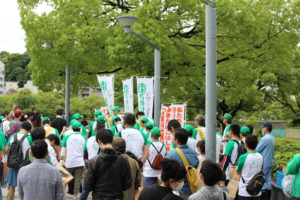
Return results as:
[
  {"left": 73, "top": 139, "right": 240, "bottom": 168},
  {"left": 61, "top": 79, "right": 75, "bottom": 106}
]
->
[{"left": 117, "top": 16, "right": 138, "bottom": 33}]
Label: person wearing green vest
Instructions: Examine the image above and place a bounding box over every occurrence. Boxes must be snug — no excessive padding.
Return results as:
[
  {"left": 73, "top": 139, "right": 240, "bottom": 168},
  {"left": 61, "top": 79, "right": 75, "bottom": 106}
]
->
[
  {"left": 111, "top": 116, "right": 124, "bottom": 137},
  {"left": 90, "top": 115, "right": 106, "bottom": 137},
  {"left": 286, "top": 153, "right": 300, "bottom": 198},
  {"left": 142, "top": 122, "right": 154, "bottom": 142},
  {"left": 221, "top": 113, "right": 232, "bottom": 156},
  {"left": 89, "top": 110, "right": 102, "bottom": 136},
  {"left": 73, "top": 113, "right": 87, "bottom": 137}
]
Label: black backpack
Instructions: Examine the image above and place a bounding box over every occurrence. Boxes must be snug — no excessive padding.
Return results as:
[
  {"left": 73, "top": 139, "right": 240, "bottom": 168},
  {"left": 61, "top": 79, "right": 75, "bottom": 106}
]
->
[
  {"left": 7, "top": 133, "right": 28, "bottom": 168},
  {"left": 242, "top": 170, "right": 265, "bottom": 195},
  {"left": 231, "top": 140, "right": 247, "bottom": 165}
]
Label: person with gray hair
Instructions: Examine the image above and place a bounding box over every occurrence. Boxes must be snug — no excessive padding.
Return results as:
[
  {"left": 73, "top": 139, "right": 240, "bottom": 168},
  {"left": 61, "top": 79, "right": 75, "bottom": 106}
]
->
[
  {"left": 194, "top": 116, "right": 206, "bottom": 142},
  {"left": 112, "top": 137, "right": 141, "bottom": 200}
]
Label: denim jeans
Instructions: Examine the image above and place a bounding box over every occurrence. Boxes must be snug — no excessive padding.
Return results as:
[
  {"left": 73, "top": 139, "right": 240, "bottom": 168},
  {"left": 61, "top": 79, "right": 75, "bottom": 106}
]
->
[
  {"left": 144, "top": 177, "right": 158, "bottom": 187},
  {"left": 262, "top": 166, "right": 272, "bottom": 190},
  {"left": 79, "top": 189, "right": 90, "bottom": 200}
]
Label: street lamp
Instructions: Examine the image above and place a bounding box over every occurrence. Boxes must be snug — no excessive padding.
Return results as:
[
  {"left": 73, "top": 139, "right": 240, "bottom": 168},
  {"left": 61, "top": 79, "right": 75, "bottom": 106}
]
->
[{"left": 117, "top": 16, "right": 161, "bottom": 127}]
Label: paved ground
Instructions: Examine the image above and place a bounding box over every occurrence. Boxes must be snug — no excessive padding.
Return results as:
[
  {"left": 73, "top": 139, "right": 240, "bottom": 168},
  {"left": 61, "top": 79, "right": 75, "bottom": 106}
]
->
[{"left": 2, "top": 187, "right": 93, "bottom": 199}]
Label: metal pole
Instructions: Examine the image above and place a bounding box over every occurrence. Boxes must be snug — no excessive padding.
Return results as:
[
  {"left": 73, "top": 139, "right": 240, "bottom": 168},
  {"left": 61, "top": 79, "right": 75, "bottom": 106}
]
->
[
  {"left": 205, "top": 4, "right": 217, "bottom": 161},
  {"left": 154, "top": 48, "right": 161, "bottom": 127},
  {"left": 65, "top": 65, "right": 70, "bottom": 126}
]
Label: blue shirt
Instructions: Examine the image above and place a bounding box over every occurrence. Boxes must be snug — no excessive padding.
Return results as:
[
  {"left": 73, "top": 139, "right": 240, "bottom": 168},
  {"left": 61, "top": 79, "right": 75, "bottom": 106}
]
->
[
  {"left": 166, "top": 145, "right": 199, "bottom": 195},
  {"left": 256, "top": 133, "right": 275, "bottom": 167}
]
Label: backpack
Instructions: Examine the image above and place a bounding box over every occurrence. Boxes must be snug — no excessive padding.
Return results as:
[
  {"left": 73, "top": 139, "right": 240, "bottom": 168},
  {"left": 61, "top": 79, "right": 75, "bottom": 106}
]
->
[
  {"left": 242, "top": 171, "right": 265, "bottom": 195},
  {"left": 231, "top": 140, "right": 247, "bottom": 166},
  {"left": 7, "top": 133, "right": 28, "bottom": 168},
  {"left": 147, "top": 142, "right": 164, "bottom": 170},
  {"left": 176, "top": 148, "right": 200, "bottom": 193}
]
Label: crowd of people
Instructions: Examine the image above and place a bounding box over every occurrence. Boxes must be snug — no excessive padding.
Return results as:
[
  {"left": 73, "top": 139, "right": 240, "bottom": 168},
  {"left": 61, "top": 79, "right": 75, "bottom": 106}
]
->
[{"left": 0, "top": 105, "right": 298, "bottom": 200}]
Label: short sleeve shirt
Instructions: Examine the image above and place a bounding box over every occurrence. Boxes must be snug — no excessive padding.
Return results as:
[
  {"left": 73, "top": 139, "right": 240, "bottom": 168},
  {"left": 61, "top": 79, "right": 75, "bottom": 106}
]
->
[
  {"left": 86, "top": 136, "right": 99, "bottom": 160},
  {"left": 51, "top": 118, "right": 67, "bottom": 134},
  {"left": 61, "top": 132, "right": 86, "bottom": 168},
  {"left": 144, "top": 141, "right": 166, "bottom": 177},
  {"left": 121, "top": 128, "right": 147, "bottom": 159},
  {"left": 224, "top": 140, "right": 240, "bottom": 179},
  {"left": 236, "top": 152, "right": 263, "bottom": 197}
]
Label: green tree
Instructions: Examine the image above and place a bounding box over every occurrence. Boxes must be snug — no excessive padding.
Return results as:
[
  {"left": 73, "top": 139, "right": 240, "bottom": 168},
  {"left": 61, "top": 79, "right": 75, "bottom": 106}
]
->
[
  {"left": 0, "top": 51, "right": 31, "bottom": 87},
  {"left": 18, "top": 0, "right": 300, "bottom": 119}
]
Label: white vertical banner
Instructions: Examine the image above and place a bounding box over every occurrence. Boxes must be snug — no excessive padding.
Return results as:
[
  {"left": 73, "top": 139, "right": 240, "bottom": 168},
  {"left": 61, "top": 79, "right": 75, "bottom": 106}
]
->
[
  {"left": 122, "top": 77, "right": 134, "bottom": 113},
  {"left": 137, "top": 77, "right": 154, "bottom": 118},
  {"left": 97, "top": 75, "right": 114, "bottom": 109}
]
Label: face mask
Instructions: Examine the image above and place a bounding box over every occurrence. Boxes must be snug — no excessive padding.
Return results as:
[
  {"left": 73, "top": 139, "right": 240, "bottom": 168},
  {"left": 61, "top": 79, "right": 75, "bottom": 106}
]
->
[{"left": 173, "top": 181, "right": 184, "bottom": 191}]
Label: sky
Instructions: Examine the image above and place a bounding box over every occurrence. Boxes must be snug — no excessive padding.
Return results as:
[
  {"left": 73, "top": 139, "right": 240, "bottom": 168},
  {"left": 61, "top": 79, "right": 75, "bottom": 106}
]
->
[
  {"left": 0, "top": 0, "right": 26, "bottom": 53},
  {"left": 0, "top": 1, "right": 52, "bottom": 54}
]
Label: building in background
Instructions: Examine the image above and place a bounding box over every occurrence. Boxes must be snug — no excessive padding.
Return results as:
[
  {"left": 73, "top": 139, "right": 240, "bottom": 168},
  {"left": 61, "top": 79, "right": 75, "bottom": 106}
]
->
[
  {"left": 23, "top": 80, "right": 38, "bottom": 93},
  {"left": 5, "top": 81, "right": 19, "bottom": 95},
  {"left": 78, "top": 87, "right": 102, "bottom": 98},
  {"left": 0, "top": 61, "right": 5, "bottom": 96}
]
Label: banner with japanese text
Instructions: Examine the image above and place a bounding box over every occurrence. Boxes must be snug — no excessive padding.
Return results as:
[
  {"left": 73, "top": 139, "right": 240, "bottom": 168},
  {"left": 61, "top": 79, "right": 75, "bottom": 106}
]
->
[
  {"left": 160, "top": 104, "right": 186, "bottom": 151},
  {"left": 97, "top": 75, "right": 114, "bottom": 109},
  {"left": 137, "top": 77, "right": 154, "bottom": 118},
  {"left": 122, "top": 78, "right": 134, "bottom": 113}
]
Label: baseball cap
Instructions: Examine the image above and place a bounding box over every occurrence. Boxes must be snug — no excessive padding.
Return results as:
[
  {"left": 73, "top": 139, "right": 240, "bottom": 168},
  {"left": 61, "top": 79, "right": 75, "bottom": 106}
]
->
[
  {"left": 184, "top": 124, "right": 194, "bottom": 135},
  {"left": 0, "top": 116, "right": 4, "bottom": 121},
  {"left": 260, "top": 122, "right": 272, "bottom": 129},
  {"left": 42, "top": 117, "right": 50, "bottom": 122},
  {"left": 94, "top": 110, "right": 102, "bottom": 116},
  {"left": 145, "top": 122, "right": 154, "bottom": 129},
  {"left": 240, "top": 126, "right": 250, "bottom": 135},
  {"left": 140, "top": 117, "right": 149, "bottom": 123},
  {"left": 151, "top": 127, "right": 161, "bottom": 137},
  {"left": 71, "top": 120, "right": 82, "bottom": 129},
  {"left": 96, "top": 115, "right": 105, "bottom": 122},
  {"left": 112, "top": 115, "right": 121, "bottom": 122},
  {"left": 110, "top": 106, "right": 121, "bottom": 112},
  {"left": 73, "top": 113, "right": 84, "bottom": 119},
  {"left": 14, "top": 110, "right": 23, "bottom": 117},
  {"left": 222, "top": 113, "right": 232, "bottom": 119}
]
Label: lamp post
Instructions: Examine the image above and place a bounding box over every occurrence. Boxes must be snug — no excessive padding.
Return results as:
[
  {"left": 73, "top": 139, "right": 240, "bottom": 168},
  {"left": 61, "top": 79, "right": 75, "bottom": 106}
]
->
[
  {"left": 201, "top": 0, "right": 217, "bottom": 161},
  {"left": 65, "top": 65, "right": 70, "bottom": 125},
  {"left": 117, "top": 16, "right": 161, "bottom": 127}
]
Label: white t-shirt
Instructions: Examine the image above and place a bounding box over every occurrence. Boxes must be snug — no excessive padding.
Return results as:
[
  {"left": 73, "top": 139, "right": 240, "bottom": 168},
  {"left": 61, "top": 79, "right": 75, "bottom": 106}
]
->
[
  {"left": 86, "top": 136, "right": 99, "bottom": 160},
  {"left": 216, "top": 134, "right": 222, "bottom": 163},
  {"left": 63, "top": 128, "right": 73, "bottom": 137},
  {"left": 237, "top": 152, "right": 263, "bottom": 197},
  {"left": 63, "top": 132, "right": 86, "bottom": 168},
  {"left": 187, "top": 137, "right": 197, "bottom": 151},
  {"left": 121, "top": 128, "right": 146, "bottom": 159},
  {"left": 2, "top": 119, "right": 10, "bottom": 134},
  {"left": 224, "top": 140, "right": 240, "bottom": 180},
  {"left": 144, "top": 141, "right": 166, "bottom": 177},
  {"left": 46, "top": 139, "right": 58, "bottom": 166}
]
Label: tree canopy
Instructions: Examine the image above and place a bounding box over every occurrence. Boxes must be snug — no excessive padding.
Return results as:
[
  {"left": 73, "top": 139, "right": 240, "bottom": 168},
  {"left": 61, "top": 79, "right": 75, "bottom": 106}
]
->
[
  {"left": 18, "top": 0, "right": 300, "bottom": 119},
  {"left": 0, "top": 51, "right": 31, "bottom": 87}
]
